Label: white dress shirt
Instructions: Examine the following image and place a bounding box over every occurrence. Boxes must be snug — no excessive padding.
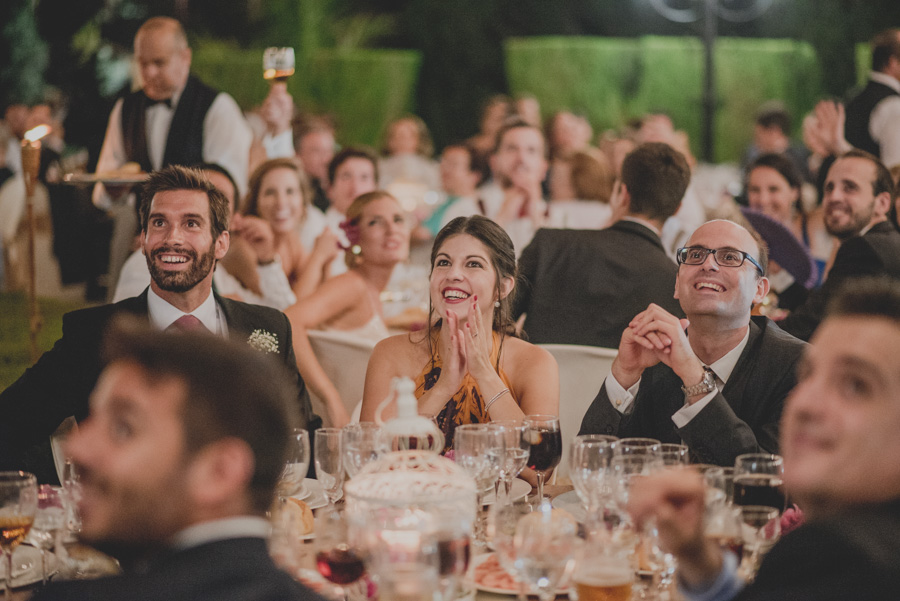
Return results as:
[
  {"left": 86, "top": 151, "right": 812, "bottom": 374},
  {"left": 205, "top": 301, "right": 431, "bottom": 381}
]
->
[
  {"left": 93, "top": 85, "right": 252, "bottom": 209},
  {"left": 147, "top": 285, "right": 225, "bottom": 335},
  {"left": 171, "top": 516, "right": 270, "bottom": 551},
  {"left": 605, "top": 328, "right": 750, "bottom": 428},
  {"left": 868, "top": 72, "right": 900, "bottom": 169}
]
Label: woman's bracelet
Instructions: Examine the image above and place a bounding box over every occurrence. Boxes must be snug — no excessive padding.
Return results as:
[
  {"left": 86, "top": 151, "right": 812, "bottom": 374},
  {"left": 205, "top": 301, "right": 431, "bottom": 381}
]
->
[{"left": 485, "top": 388, "right": 510, "bottom": 413}]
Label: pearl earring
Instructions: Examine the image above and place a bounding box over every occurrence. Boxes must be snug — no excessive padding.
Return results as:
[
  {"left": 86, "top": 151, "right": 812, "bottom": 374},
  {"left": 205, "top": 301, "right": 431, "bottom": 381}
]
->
[{"left": 494, "top": 300, "right": 500, "bottom": 308}]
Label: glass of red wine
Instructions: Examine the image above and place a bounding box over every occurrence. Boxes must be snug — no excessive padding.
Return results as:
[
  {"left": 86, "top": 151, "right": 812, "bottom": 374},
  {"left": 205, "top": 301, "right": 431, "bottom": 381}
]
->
[
  {"left": 523, "top": 415, "right": 562, "bottom": 501},
  {"left": 0, "top": 472, "right": 37, "bottom": 601},
  {"left": 315, "top": 506, "right": 365, "bottom": 601},
  {"left": 733, "top": 454, "right": 785, "bottom": 512}
]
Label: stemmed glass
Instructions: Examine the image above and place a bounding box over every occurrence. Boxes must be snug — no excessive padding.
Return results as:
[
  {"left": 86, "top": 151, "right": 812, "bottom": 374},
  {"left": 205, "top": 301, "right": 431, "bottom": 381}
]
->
[
  {"left": 279, "top": 428, "right": 311, "bottom": 498},
  {"left": 615, "top": 437, "right": 662, "bottom": 457},
  {"left": 454, "top": 424, "right": 505, "bottom": 550},
  {"left": 733, "top": 454, "right": 785, "bottom": 512},
  {"left": 27, "top": 485, "right": 65, "bottom": 585},
  {"left": 315, "top": 506, "right": 366, "bottom": 601},
  {"left": 315, "top": 428, "right": 344, "bottom": 506},
  {"left": 739, "top": 505, "right": 780, "bottom": 581},
  {"left": 488, "top": 421, "right": 529, "bottom": 503},
  {"left": 0, "top": 472, "right": 37, "bottom": 601},
  {"left": 489, "top": 499, "right": 533, "bottom": 601},
  {"left": 262, "top": 47, "right": 295, "bottom": 83},
  {"left": 658, "top": 443, "right": 689, "bottom": 466},
  {"left": 569, "top": 434, "right": 617, "bottom": 535},
  {"left": 513, "top": 500, "right": 579, "bottom": 601},
  {"left": 342, "top": 423, "right": 389, "bottom": 479},
  {"left": 523, "top": 415, "right": 561, "bottom": 501}
]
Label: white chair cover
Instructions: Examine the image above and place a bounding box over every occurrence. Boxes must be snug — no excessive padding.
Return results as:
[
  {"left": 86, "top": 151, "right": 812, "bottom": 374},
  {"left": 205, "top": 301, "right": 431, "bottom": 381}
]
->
[
  {"left": 538, "top": 344, "right": 617, "bottom": 481},
  {"left": 307, "top": 329, "right": 377, "bottom": 426}
]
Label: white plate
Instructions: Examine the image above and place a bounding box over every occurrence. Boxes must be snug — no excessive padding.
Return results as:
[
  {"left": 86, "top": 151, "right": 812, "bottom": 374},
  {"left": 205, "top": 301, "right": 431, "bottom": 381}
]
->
[
  {"left": 293, "top": 478, "right": 340, "bottom": 511},
  {"left": 551, "top": 490, "right": 587, "bottom": 523},
  {"left": 483, "top": 479, "right": 531, "bottom": 506},
  {"left": 466, "top": 552, "right": 568, "bottom": 596},
  {"left": 0, "top": 545, "right": 55, "bottom": 587}
]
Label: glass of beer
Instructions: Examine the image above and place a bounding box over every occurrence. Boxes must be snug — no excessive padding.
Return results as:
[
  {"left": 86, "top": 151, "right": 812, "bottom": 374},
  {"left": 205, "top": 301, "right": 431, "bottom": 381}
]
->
[
  {"left": 0, "top": 472, "right": 37, "bottom": 601},
  {"left": 263, "top": 47, "right": 295, "bottom": 83},
  {"left": 570, "top": 553, "right": 633, "bottom": 601},
  {"left": 733, "top": 454, "right": 785, "bottom": 512}
]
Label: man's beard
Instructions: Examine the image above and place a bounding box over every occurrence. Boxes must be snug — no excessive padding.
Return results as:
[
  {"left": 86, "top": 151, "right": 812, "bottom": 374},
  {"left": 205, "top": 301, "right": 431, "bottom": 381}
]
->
[
  {"left": 146, "top": 244, "right": 216, "bottom": 293},
  {"left": 824, "top": 202, "right": 874, "bottom": 241}
]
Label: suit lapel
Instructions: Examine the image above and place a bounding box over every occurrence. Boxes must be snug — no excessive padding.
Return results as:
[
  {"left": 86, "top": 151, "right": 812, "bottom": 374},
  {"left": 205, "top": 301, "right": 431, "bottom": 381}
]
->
[{"left": 718, "top": 318, "right": 763, "bottom": 417}]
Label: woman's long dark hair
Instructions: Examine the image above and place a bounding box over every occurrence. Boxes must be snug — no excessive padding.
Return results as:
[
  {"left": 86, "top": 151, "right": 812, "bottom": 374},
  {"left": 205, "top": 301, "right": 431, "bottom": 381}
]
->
[{"left": 424, "top": 215, "right": 519, "bottom": 373}]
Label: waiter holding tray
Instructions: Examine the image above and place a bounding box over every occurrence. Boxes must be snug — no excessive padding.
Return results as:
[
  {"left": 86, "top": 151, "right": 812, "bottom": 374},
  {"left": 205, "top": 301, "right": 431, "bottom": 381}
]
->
[{"left": 93, "top": 16, "right": 251, "bottom": 296}]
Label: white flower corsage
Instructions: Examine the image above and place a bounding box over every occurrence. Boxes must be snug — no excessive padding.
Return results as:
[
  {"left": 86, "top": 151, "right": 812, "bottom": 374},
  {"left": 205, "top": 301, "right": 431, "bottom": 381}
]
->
[{"left": 247, "top": 329, "right": 279, "bottom": 354}]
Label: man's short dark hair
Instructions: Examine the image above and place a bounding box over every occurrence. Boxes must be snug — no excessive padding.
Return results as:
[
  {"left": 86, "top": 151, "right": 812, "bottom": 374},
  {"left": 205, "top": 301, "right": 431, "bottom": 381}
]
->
[
  {"left": 840, "top": 149, "right": 896, "bottom": 200},
  {"left": 492, "top": 117, "right": 546, "bottom": 156},
  {"left": 620, "top": 142, "right": 690, "bottom": 221},
  {"left": 871, "top": 29, "right": 900, "bottom": 73},
  {"left": 755, "top": 105, "right": 792, "bottom": 136},
  {"left": 326, "top": 147, "right": 379, "bottom": 186},
  {"left": 140, "top": 165, "right": 230, "bottom": 240},
  {"left": 827, "top": 277, "right": 900, "bottom": 325},
  {"left": 102, "top": 318, "right": 300, "bottom": 514}
]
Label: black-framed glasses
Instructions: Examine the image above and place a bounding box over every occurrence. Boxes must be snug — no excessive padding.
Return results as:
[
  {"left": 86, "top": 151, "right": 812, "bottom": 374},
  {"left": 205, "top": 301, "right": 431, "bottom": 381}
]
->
[{"left": 676, "top": 246, "right": 764, "bottom": 276}]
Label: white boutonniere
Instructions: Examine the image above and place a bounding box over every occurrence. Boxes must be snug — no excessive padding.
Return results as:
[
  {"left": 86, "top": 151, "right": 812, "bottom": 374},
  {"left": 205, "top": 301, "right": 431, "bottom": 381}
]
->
[{"left": 247, "top": 329, "right": 279, "bottom": 354}]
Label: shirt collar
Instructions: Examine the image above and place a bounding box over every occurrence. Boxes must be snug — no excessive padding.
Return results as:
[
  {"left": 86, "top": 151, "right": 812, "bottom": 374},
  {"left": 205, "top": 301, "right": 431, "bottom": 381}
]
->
[
  {"left": 870, "top": 71, "right": 900, "bottom": 93},
  {"left": 620, "top": 216, "right": 662, "bottom": 237},
  {"left": 147, "top": 286, "right": 219, "bottom": 333},
  {"left": 170, "top": 516, "right": 270, "bottom": 551},
  {"left": 693, "top": 327, "right": 750, "bottom": 384}
]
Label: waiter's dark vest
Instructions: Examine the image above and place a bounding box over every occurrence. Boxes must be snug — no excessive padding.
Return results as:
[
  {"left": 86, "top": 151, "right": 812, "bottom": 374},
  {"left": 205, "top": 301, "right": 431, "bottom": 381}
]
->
[
  {"left": 844, "top": 79, "right": 900, "bottom": 158},
  {"left": 120, "top": 75, "right": 219, "bottom": 173}
]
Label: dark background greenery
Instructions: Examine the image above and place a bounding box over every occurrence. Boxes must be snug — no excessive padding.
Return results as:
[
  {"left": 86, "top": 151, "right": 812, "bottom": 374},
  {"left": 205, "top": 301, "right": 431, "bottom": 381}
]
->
[{"left": 3, "top": 0, "right": 900, "bottom": 164}]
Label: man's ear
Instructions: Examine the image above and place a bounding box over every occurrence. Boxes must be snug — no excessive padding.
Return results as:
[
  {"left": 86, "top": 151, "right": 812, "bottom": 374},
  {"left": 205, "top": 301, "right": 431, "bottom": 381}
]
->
[
  {"left": 874, "top": 191, "right": 892, "bottom": 220},
  {"left": 187, "top": 438, "right": 255, "bottom": 510},
  {"left": 140, "top": 230, "right": 147, "bottom": 256},
  {"left": 753, "top": 276, "right": 771, "bottom": 306},
  {"left": 215, "top": 230, "right": 230, "bottom": 260}
]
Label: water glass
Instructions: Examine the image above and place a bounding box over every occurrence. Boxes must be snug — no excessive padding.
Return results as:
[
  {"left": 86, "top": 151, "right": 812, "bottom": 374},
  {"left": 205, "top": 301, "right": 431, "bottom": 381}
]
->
[
  {"left": 513, "top": 500, "right": 578, "bottom": 601},
  {"left": 315, "top": 428, "right": 344, "bottom": 505},
  {"left": 28, "top": 485, "right": 65, "bottom": 585},
  {"left": 488, "top": 421, "right": 529, "bottom": 503},
  {"left": 279, "top": 428, "right": 310, "bottom": 498},
  {"left": 342, "top": 423, "right": 389, "bottom": 479},
  {"left": 569, "top": 434, "right": 617, "bottom": 533}
]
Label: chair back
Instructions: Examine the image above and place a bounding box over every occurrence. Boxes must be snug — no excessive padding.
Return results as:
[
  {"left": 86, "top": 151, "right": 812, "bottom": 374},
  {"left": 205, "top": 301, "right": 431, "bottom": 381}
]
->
[
  {"left": 307, "top": 329, "right": 377, "bottom": 426},
  {"left": 539, "top": 344, "right": 617, "bottom": 481}
]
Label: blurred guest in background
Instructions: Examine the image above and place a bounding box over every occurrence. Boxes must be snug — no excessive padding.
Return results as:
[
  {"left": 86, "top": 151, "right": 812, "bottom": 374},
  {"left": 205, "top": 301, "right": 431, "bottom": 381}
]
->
[
  {"left": 515, "top": 142, "right": 687, "bottom": 347},
  {"left": 286, "top": 191, "right": 410, "bottom": 427},
  {"left": 378, "top": 114, "right": 440, "bottom": 191},
  {"left": 417, "top": 142, "right": 485, "bottom": 239},
  {"left": 580, "top": 219, "right": 806, "bottom": 466},
  {"left": 780, "top": 150, "right": 900, "bottom": 341},
  {"left": 361, "top": 215, "right": 558, "bottom": 451},
  {"left": 294, "top": 118, "right": 336, "bottom": 214},
  {"left": 514, "top": 93, "right": 542, "bottom": 128},
  {"left": 741, "top": 102, "right": 813, "bottom": 184},
  {"left": 468, "top": 94, "right": 512, "bottom": 165},
  {"left": 546, "top": 148, "right": 615, "bottom": 229}
]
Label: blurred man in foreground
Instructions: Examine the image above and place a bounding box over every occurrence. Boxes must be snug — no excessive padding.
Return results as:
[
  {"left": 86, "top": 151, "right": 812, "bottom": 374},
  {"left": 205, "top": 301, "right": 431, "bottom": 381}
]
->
[
  {"left": 629, "top": 277, "right": 900, "bottom": 600},
  {"left": 32, "top": 322, "right": 325, "bottom": 601}
]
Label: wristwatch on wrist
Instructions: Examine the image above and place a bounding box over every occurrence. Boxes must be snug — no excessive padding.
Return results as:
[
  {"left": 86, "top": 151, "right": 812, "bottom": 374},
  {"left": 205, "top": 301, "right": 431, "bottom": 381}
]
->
[{"left": 681, "top": 367, "right": 717, "bottom": 398}]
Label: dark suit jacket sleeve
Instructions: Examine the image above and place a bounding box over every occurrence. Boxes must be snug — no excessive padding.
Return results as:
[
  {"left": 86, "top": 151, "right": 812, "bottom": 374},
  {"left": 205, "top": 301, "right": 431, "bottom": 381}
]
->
[
  {"left": 780, "top": 235, "right": 882, "bottom": 341},
  {"left": 280, "top": 312, "right": 322, "bottom": 435},
  {"left": 578, "top": 380, "right": 626, "bottom": 437},
  {"left": 513, "top": 232, "right": 540, "bottom": 320}
]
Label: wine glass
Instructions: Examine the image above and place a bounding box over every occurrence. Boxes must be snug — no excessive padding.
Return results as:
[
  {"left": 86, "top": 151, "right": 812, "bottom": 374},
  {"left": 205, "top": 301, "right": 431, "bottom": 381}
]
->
[
  {"left": 315, "top": 506, "right": 366, "bottom": 601},
  {"left": 262, "top": 47, "right": 295, "bottom": 83},
  {"left": 488, "top": 421, "right": 529, "bottom": 503},
  {"left": 702, "top": 466, "right": 735, "bottom": 507},
  {"left": 315, "top": 428, "right": 344, "bottom": 506},
  {"left": 0, "top": 472, "right": 37, "bottom": 601},
  {"left": 342, "top": 423, "right": 389, "bottom": 479},
  {"left": 279, "top": 428, "right": 310, "bottom": 498},
  {"left": 27, "top": 485, "right": 65, "bottom": 585},
  {"left": 488, "top": 498, "right": 533, "bottom": 601},
  {"left": 454, "top": 424, "right": 505, "bottom": 550},
  {"left": 569, "top": 434, "right": 617, "bottom": 535},
  {"left": 733, "top": 454, "right": 785, "bottom": 512},
  {"left": 614, "top": 437, "right": 662, "bottom": 457},
  {"left": 523, "top": 415, "right": 561, "bottom": 501},
  {"left": 738, "top": 505, "right": 780, "bottom": 581},
  {"left": 658, "top": 443, "right": 689, "bottom": 466},
  {"left": 513, "top": 500, "right": 579, "bottom": 601}
]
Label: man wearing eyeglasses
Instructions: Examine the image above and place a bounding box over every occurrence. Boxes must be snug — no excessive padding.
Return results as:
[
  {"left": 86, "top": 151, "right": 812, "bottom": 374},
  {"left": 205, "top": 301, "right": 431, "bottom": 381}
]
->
[{"left": 579, "top": 219, "right": 807, "bottom": 466}]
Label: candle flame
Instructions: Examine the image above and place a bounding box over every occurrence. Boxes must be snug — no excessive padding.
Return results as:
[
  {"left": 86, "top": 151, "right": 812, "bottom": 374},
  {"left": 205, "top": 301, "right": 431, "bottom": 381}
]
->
[{"left": 24, "top": 125, "right": 51, "bottom": 143}]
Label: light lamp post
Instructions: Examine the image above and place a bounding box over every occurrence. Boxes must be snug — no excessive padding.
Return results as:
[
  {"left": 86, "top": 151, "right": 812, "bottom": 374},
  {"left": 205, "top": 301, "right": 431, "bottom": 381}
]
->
[{"left": 648, "top": 0, "right": 774, "bottom": 162}]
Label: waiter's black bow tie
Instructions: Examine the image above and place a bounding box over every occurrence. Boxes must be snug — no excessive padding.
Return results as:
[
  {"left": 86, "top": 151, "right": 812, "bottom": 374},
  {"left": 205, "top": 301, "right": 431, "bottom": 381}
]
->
[{"left": 144, "top": 94, "right": 172, "bottom": 108}]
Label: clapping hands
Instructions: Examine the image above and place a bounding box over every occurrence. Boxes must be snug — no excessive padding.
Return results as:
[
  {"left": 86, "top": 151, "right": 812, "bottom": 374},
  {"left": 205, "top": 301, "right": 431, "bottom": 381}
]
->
[{"left": 435, "top": 297, "right": 494, "bottom": 395}]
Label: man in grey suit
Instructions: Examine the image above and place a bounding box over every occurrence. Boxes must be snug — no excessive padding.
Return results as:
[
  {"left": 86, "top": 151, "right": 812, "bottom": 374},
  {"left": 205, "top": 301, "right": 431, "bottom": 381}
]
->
[
  {"left": 579, "top": 219, "right": 806, "bottom": 466},
  {"left": 514, "top": 142, "right": 689, "bottom": 348},
  {"left": 0, "top": 165, "right": 319, "bottom": 482}
]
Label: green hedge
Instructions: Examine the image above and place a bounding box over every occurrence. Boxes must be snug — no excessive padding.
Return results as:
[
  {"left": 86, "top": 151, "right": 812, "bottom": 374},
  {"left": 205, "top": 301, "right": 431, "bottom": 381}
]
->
[
  {"left": 506, "top": 36, "right": 823, "bottom": 163},
  {"left": 191, "top": 41, "right": 421, "bottom": 148}
]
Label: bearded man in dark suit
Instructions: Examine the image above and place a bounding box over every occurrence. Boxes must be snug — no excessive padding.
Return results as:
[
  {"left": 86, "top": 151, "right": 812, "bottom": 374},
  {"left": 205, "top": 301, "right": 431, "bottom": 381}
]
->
[
  {"left": 513, "top": 142, "right": 688, "bottom": 348},
  {"left": 31, "top": 323, "right": 326, "bottom": 601},
  {"left": 0, "top": 165, "right": 319, "bottom": 482}
]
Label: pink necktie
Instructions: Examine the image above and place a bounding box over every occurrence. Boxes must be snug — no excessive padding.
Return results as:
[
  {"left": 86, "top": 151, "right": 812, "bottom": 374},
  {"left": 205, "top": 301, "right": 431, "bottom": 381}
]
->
[{"left": 166, "top": 314, "right": 206, "bottom": 333}]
